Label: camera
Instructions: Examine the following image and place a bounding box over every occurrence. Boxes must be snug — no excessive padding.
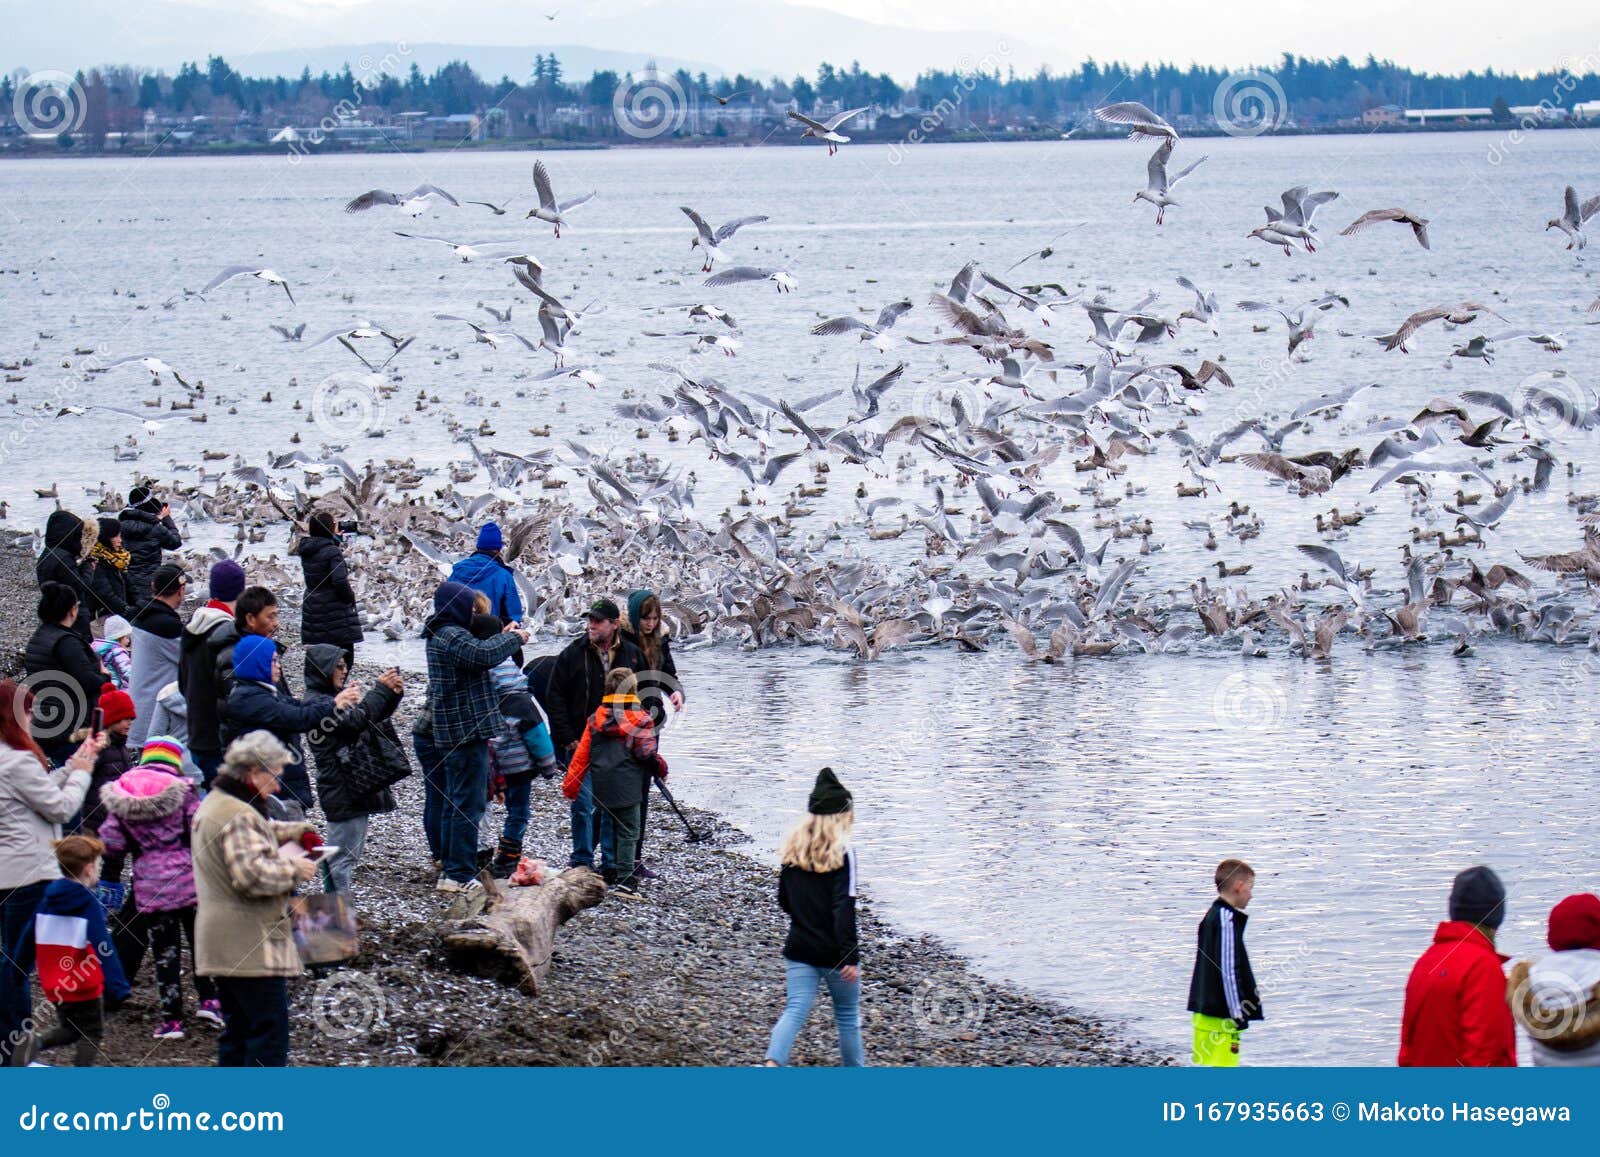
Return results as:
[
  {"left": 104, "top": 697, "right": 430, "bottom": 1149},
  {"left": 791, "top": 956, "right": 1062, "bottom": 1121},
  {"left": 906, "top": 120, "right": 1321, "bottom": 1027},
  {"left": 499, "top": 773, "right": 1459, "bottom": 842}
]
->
[{"left": 337, "top": 518, "right": 361, "bottom": 535}]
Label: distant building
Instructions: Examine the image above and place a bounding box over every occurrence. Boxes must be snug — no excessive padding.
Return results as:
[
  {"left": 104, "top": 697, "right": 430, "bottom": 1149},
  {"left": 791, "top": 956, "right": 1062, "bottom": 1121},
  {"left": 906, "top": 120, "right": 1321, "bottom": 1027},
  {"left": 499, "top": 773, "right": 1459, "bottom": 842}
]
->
[
  {"left": 1362, "top": 104, "right": 1404, "bottom": 127},
  {"left": 425, "top": 113, "right": 482, "bottom": 141},
  {"left": 1404, "top": 105, "right": 1562, "bottom": 125}
]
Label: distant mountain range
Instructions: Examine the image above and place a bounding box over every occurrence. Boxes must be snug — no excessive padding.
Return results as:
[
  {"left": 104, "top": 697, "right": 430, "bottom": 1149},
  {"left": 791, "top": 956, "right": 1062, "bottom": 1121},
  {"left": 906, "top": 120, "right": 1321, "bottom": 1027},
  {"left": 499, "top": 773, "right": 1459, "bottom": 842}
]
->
[{"left": 7, "top": 0, "right": 1041, "bottom": 81}]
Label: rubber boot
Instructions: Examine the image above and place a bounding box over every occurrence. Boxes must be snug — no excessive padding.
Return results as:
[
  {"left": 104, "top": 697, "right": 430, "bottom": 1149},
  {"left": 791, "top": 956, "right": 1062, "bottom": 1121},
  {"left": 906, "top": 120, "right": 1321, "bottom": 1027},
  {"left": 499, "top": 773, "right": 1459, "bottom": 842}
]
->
[{"left": 490, "top": 837, "right": 522, "bottom": 880}]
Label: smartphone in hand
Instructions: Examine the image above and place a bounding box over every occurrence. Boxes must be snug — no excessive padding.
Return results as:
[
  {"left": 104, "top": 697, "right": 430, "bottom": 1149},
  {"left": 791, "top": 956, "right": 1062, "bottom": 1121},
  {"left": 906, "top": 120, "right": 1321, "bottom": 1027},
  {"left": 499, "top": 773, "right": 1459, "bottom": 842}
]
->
[{"left": 89, "top": 708, "right": 104, "bottom": 737}]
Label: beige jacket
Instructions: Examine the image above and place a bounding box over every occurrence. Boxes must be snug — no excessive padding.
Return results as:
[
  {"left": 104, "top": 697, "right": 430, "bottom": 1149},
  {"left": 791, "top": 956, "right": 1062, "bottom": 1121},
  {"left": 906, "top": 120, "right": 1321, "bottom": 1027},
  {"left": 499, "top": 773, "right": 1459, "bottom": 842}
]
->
[
  {"left": 0, "top": 745, "right": 91, "bottom": 889},
  {"left": 191, "top": 786, "right": 306, "bottom": 977}
]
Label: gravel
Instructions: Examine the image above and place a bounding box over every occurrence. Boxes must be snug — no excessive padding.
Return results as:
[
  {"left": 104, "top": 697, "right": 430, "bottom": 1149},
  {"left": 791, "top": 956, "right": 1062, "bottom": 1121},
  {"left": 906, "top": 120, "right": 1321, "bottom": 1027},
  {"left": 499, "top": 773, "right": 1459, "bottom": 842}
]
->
[{"left": 0, "top": 545, "right": 1169, "bottom": 1066}]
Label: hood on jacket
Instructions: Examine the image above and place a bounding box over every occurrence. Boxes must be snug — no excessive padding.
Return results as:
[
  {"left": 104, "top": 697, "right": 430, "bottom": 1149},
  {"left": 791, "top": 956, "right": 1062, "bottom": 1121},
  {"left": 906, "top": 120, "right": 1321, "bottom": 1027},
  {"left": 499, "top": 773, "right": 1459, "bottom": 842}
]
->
[
  {"left": 232, "top": 634, "right": 277, "bottom": 683},
  {"left": 304, "top": 643, "right": 348, "bottom": 694},
  {"left": 592, "top": 693, "right": 648, "bottom": 736},
  {"left": 425, "top": 580, "right": 476, "bottom": 636},
  {"left": 156, "top": 680, "right": 187, "bottom": 714},
  {"left": 40, "top": 876, "right": 96, "bottom": 914},
  {"left": 44, "top": 510, "right": 85, "bottom": 553},
  {"left": 101, "top": 767, "right": 188, "bottom": 821},
  {"left": 185, "top": 604, "right": 234, "bottom": 637},
  {"left": 627, "top": 589, "right": 656, "bottom": 635},
  {"left": 1509, "top": 951, "right": 1600, "bottom": 1053}
]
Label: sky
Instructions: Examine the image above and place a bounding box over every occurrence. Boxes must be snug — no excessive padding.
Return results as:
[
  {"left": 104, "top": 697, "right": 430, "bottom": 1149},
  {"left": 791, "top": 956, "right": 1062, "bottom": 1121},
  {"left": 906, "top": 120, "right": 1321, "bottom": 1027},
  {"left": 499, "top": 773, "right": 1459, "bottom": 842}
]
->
[{"left": 4, "top": 0, "right": 1598, "bottom": 78}]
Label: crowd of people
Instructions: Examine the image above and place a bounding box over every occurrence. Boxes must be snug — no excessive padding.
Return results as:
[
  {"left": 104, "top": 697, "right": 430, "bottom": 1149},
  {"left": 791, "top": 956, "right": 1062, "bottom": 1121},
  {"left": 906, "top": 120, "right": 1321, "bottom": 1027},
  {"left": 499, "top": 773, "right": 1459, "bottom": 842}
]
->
[{"left": 3, "top": 488, "right": 1597, "bottom": 1070}]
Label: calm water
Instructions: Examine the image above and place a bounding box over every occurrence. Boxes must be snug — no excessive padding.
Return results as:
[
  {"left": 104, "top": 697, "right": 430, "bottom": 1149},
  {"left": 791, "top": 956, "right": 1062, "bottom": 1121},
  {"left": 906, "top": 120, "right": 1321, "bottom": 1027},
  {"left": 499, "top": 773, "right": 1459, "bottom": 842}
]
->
[{"left": 5, "top": 132, "right": 1600, "bottom": 1064}]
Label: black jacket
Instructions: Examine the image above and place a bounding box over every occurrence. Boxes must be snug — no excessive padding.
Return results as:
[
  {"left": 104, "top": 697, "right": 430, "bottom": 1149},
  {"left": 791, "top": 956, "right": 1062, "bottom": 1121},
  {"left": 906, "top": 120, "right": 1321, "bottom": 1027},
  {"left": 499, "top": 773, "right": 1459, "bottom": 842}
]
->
[
  {"left": 81, "top": 731, "right": 134, "bottom": 837},
  {"left": 22, "top": 620, "right": 104, "bottom": 739},
  {"left": 1186, "top": 898, "right": 1263, "bottom": 1025},
  {"left": 86, "top": 553, "right": 132, "bottom": 622},
  {"left": 118, "top": 505, "right": 182, "bottom": 606},
  {"left": 36, "top": 510, "right": 95, "bottom": 642},
  {"left": 546, "top": 633, "right": 647, "bottom": 752},
  {"left": 178, "top": 605, "right": 237, "bottom": 756},
  {"left": 304, "top": 644, "right": 409, "bottom": 822},
  {"left": 778, "top": 852, "right": 860, "bottom": 968},
  {"left": 223, "top": 675, "right": 336, "bottom": 810},
  {"left": 619, "top": 627, "right": 682, "bottom": 730},
  {"left": 294, "top": 533, "right": 363, "bottom": 647}
]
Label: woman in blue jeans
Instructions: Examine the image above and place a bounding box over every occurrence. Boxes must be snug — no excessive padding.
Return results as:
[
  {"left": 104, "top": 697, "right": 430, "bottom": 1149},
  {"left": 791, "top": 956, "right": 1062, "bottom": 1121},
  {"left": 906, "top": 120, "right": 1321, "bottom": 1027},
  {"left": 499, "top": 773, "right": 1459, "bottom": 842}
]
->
[{"left": 764, "top": 767, "right": 863, "bottom": 1067}]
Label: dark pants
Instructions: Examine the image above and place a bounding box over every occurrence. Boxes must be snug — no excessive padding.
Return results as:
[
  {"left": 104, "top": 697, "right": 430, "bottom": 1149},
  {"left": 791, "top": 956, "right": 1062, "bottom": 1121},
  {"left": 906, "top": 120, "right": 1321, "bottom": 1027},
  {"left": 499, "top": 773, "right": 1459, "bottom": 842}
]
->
[
  {"left": 193, "top": 750, "right": 222, "bottom": 791},
  {"left": 414, "top": 731, "right": 446, "bottom": 863},
  {"left": 636, "top": 786, "right": 652, "bottom": 865},
  {"left": 112, "top": 895, "right": 147, "bottom": 981},
  {"left": 150, "top": 907, "right": 215, "bottom": 1020},
  {"left": 501, "top": 778, "right": 532, "bottom": 846},
  {"left": 38, "top": 998, "right": 103, "bottom": 1066},
  {"left": 441, "top": 741, "right": 490, "bottom": 884},
  {"left": 596, "top": 802, "right": 642, "bottom": 883},
  {"left": 0, "top": 880, "right": 48, "bottom": 1067},
  {"left": 214, "top": 976, "right": 289, "bottom": 1067}
]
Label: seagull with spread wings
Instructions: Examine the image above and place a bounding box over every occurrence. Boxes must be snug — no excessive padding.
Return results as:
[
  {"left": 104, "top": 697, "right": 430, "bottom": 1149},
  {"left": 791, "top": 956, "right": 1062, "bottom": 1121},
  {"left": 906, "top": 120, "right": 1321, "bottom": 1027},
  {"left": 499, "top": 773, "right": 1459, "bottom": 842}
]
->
[
  {"left": 344, "top": 183, "right": 459, "bottom": 215},
  {"left": 1093, "top": 101, "right": 1177, "bottom": 141},
  {"left": 202, "top": 264, "right": 294, "bottom": 306},
  {"left": 680, "top": 206, "right": 769, "bottom": 272},
  {"left": 525, "top": 160, "right": 595, "bottom": 237},
  {"left": 1136, "top": 138, "right": 1207, "bottom": 225},
  {"left": 1339, "top": 207, "right": 1431, "bottom": 249},
  {"left": 1547, "top": 185, "right": 1599, "bottom": 250},
  {"left": 787, "top": 107, "right": 869, "bottom": 154},
  {"left": 705, "top": 266, "right": 797, "bottom": 293}
]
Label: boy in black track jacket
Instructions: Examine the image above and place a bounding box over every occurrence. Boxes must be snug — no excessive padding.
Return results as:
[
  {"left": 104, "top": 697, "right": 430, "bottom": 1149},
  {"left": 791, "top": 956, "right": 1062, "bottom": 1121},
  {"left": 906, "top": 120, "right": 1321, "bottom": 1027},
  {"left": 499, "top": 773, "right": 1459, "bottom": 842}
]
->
[{"left": 1186, "top": 858, "right": 1262, "bottom": 1066}]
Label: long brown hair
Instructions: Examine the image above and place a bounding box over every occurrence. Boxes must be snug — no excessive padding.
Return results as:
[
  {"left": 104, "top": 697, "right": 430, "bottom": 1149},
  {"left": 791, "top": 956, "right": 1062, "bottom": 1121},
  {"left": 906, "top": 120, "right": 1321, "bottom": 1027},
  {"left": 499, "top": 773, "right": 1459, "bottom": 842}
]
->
[
  {"left": 635, "top": 594, "right": 663, "bottom": 669},
  {"left": 0, "top": 679, "right": 49, "bottom": 768}
]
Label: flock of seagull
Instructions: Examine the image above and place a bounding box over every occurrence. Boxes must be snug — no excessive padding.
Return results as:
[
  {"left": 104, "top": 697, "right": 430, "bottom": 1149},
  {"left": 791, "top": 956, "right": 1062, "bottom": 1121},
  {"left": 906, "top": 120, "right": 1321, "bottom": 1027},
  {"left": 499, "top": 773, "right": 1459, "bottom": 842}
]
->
[{"left": 10, "top": 102, "right": 1600, "bottom": 663}]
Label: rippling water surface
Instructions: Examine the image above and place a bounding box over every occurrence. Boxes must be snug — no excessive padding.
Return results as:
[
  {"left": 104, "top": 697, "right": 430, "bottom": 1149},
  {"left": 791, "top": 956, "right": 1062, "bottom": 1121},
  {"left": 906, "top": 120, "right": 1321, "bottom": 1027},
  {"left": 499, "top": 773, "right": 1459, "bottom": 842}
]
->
[{"left": 5, "top": 132, "right": 1600, "bottom": 1065}]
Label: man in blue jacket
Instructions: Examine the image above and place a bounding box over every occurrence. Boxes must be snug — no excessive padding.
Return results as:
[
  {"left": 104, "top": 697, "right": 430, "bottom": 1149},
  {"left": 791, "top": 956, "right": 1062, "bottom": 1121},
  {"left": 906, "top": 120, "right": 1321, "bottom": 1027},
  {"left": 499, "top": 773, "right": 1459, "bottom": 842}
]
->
[
  {"left": 448, "top": 523, "right": 523, "bottom": 623},
  {"left": 223, "top": 634, "right": 359, "bottom": 818}
]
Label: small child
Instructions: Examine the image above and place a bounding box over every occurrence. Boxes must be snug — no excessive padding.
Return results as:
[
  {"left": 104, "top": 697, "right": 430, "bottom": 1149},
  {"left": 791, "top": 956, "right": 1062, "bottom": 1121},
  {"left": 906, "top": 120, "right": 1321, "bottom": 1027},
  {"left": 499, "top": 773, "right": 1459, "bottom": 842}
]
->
[
  {"left": 20, "top": 835, "right": 130, "bottom": 1066},
  {"left": 93, "top": 616, "right": 134, "bottom": 691},
  {"left": 98, "top": 738, "right": 220, "bottom": 1040},
  {"left": 473, "top": 612, "right": 558, "bottom": 877},
  {"left": 561, "top": 668, "right": 667, "bottom": 898},
  {"left": 1186, "top": 858, "right": 1262, "bottom": 1066},
  {"left": 81, "top": 684, "right": 137, "bottom": 837}
]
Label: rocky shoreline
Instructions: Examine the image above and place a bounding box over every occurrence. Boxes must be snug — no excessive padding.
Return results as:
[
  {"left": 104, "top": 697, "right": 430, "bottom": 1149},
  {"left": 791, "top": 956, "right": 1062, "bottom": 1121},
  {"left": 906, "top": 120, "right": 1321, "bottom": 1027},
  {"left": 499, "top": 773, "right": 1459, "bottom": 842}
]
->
[{"left": 1, "top": 544, "right": 1167, "bottom": 1066}]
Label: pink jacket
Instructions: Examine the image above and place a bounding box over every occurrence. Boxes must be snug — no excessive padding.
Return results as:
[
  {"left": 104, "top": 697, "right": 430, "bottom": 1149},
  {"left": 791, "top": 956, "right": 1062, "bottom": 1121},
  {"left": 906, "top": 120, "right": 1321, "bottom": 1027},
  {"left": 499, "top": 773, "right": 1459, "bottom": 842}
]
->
[{"left": 97, "top": 767, "right": 201, "bottom": 912}]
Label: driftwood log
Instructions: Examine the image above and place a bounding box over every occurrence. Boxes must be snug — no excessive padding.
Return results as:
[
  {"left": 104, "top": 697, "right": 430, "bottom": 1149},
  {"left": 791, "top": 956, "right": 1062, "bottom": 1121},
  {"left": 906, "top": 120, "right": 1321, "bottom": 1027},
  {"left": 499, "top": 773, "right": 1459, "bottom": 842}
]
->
[{"left": 440, "top": 868, "right": 606, "bottom": 995}]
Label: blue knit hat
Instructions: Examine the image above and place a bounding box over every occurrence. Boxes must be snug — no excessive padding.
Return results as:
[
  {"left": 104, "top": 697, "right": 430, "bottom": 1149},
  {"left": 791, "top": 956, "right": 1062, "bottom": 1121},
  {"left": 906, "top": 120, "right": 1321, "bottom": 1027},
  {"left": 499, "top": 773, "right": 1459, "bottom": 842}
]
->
[
  {"left": 477, "top": 522, "right": 503, "bottom": 552},
  {"left": 232, "top": 634, "right": 277, "bottom": 684}
]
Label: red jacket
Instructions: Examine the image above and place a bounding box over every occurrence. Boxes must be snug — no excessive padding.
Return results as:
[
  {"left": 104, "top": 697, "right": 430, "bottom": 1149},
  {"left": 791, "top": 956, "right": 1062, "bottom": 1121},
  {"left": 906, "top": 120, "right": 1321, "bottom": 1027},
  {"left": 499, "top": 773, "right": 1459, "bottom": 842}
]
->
[{"left": 1398, "top": 921, "right": 1516, "bottom": 1067}]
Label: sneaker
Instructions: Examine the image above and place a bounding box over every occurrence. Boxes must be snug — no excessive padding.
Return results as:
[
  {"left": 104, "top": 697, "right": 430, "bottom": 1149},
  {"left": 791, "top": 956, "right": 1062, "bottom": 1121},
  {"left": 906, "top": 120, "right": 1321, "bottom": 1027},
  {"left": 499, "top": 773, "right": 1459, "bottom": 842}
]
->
[
  {"left": 459, "top": 878, "right": 485, "bottom": 895},
  {"left": 152, "top": 1020, "right": 185, "bottom": 1041},
  {"left": 195, "top": 1000, "right": 224, "bottom": 1028},
  {"left": 609, "top": 882, "right": 643, "bottom": 901},
  {"left": 633, "top": 864, "right": 659, "bottom": 881},
  {"left": 435, "top": 877, "right": 465, "bottom": 894}
]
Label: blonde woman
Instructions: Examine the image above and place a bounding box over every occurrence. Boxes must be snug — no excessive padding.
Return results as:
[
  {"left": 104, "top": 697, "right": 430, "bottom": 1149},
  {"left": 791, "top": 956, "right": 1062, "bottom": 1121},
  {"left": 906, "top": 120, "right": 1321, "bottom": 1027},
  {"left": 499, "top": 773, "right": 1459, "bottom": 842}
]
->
[{"left": 763, "top": 768, "right": 863, "bottom": 1066}]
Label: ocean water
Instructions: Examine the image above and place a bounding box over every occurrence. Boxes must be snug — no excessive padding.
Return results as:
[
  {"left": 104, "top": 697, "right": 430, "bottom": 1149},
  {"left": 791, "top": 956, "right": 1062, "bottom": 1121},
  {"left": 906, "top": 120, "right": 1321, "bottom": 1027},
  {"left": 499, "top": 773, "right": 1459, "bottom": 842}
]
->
[{"left": 3, "top": 130, "right": 1600, "bottom": 1064}]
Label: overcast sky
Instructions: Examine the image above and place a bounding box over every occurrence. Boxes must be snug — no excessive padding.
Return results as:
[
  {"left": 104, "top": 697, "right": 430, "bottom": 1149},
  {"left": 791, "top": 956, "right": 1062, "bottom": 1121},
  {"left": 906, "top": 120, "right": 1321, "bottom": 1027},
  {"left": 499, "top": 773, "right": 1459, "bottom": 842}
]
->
[{"left": 5, "top": 0, "right": 1598, "bottom": 77}]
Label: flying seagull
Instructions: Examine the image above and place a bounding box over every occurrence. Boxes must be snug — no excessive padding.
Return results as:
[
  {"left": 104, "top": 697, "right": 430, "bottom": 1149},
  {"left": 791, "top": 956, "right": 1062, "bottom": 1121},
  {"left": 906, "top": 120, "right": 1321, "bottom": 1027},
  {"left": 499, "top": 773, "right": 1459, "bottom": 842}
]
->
[
  {"left": 202, "top": 264, "right": 294, "bottom": 306},
  {"left": 344, "top": 184, "right": 459, "bottom": 215},
  {"left": 680, "top": 207, "right": 769, "bottom": 272},
  {"left": 526, "top": 160, "right": 595, "bottom": 237},
  {"left": 1339, "top": 208, "right": 1431, "bottom": 250},
  {"left": 1093, "top": 101, "right": 1177, "bottom": 141},
  {"left": 787, "top": 107, "right": 869, "bottom": 155}
]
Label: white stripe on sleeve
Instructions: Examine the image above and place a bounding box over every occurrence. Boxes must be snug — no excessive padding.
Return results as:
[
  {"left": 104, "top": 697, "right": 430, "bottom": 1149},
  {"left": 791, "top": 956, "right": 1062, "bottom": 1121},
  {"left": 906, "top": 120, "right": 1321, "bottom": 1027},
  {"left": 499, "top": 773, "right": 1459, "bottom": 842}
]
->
[{"left": 1219, "top": 907, "right": 1243, "bottom": 1020}]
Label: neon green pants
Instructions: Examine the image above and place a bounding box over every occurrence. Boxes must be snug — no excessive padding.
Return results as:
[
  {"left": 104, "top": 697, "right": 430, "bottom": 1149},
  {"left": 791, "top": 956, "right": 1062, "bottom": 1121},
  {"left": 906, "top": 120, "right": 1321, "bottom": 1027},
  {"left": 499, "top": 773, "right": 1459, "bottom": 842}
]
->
[{"left": 1192, "top": 1013, "right": 1241, "bottom": 1067}]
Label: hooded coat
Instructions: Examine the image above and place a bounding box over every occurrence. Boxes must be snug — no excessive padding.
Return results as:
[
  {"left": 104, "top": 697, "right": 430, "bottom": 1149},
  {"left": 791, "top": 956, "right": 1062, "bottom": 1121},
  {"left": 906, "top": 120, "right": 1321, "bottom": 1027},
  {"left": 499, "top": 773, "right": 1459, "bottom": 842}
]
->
[
  {"left": 118, "top": 501, "right": 182, "bottom": 606},
  {"left": 561, "top": 693, "right": 667, "bottom": 808},
  {"left": 178, "top": 604, "right": 237, "bottom": 757},
  {"left": 423, "top": 582, "right": 522, "bottom": 746},
  {"left": 36, "top": 511, "right": 96, "bottom": 642},
  {"left": 222, "top": 639, "right": 334, "bottom": 809},
  {"left": 97, "top": 767, "right": 201, "bottom": 912},
  {"left": 25, "top": 877, "right": 130, "bottom": 1005},
  {"left": 1509, "top": 951, "right": 1600, "bottom": 1066},
  {"left": 304, "top": 644, "right": 407, "bottom": 823},
  {"left": 294, "top": 531, "right": 363, "bottom": 647},
  {"left": 621, "top": 588, "right": 682, "bottom": 731},
  {"left": 86, "top": 543, "right": 132, "bottom": 622}
]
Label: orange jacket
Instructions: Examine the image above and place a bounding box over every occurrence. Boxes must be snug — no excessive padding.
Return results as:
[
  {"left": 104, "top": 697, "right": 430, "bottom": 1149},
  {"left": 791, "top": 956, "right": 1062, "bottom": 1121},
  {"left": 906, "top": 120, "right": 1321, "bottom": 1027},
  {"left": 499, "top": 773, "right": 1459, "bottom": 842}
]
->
[{"left": 561, "top": 694, "right": 667, "bottom": 801}]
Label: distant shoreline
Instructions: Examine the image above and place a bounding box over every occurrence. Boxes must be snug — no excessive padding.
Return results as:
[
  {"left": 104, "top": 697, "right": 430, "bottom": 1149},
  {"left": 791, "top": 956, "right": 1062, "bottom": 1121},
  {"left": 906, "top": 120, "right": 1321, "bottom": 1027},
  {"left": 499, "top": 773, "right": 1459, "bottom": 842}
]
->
[{"left": 2, "top": 119, "right": 1593, "bottom": 160}]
